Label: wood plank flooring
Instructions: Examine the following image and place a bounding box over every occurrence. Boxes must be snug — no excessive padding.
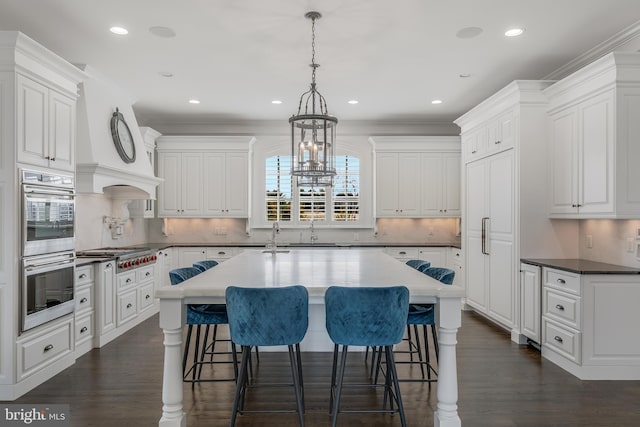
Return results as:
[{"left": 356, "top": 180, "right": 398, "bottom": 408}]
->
[{"left": 9, "top": 310, "right": 640, "bottom": 426}]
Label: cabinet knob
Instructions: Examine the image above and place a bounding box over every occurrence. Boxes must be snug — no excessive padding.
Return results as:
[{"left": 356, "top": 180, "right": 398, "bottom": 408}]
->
[
  {"left": 51, "top": 157, "right": 55, "bottom": 161},
  {"left": 146, "top": 272, "right": 151, "bottom": 277},
  {"left": 126, "top": 278, "right": 132, "bottom": 284},
  {"left": 146, "top": 294, "right": 151, "bottom": 299},
  {"left": 553, "top": 336, "right": 564, "bottom": 344},
  {"left": 471, "top": 149, "right": 477, "bottom": 154},
  {"left": 43, "top": 344, "right": 54, "bottom": 352},
  {"left": 126, "top": 303, "right": 133, "bottom": 309},
  {"left": 555, "top": 304, "right": 565, "bottom": 311},
  {"left": 494, "top": 140, "right": 501, "bottom": 145}
]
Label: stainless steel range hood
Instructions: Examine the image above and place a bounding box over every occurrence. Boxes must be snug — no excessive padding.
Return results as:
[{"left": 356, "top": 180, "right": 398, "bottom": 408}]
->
[{"left": 75, "top": 64, "right": 162, "bottom": 199}]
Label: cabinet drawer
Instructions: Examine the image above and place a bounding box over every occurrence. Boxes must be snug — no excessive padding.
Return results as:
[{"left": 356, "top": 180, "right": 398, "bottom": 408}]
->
[
  {"left": 543, "top": 318, "right": 581, "bottom": 363},
  {"left": 543, "top": 288, "right": 580, "bottom": 329},
  {"left": 206, "top": 247, "right": 234, "bottom": 262},
  {"left": 544, "top": 269, "right": 581, "bottom": 296},
  {"left": 117, "top": 271, "right": 136, "bottom": 291},
  {"left": 75, "top": 265, "right": 94, "bottom": 285},
  {"left": 117, "top": 290, "right": 138, "bottom": 326},
  {"left": 384, "top": 247, "right": 419, "bottom": 260},
  {"left": 75, "top": 286, "right": 94, "bottom": 313},
  {"left": 136, "top": 265, "right": 155, "bottom": 283},
  {"left": 139, "top": 282, "right": 155, "bottom": 311},
  {"left": 75, "top": 313, "right": 93, "bottom": 342},
  {"left": 18, "top": 320, "right": 73, "bottom": 379}
]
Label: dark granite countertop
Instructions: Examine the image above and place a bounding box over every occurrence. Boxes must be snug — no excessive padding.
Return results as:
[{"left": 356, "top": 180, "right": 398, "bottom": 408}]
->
[
  {"left": 76, "top": 256, "right": 115, "bottom": 266},
  {"left": 521, "top": 258, "right": 640, "bottom": 275},
  {"left": 146, "top": 242, "right": 461, "bottom": 251}
]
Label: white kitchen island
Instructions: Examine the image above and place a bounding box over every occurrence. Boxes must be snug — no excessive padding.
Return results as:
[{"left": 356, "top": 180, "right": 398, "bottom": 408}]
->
[{"left": 156, "top": 248, "right": 464, "bottom": 427}]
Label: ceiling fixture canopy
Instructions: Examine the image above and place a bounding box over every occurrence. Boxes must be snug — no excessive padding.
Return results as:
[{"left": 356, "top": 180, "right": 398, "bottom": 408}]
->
[{"left": 290, "top": 11, "right": 337, "bottom": 183}]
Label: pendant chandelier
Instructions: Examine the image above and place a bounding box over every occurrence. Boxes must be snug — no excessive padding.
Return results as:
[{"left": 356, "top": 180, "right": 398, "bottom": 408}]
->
[{"left": 290, "top": 11, "right": 337, "bottom": 183}]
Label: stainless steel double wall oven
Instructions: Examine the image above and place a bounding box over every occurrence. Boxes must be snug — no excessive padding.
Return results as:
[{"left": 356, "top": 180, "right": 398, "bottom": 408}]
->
[{"left": 21, "top": 169, "right": 76, "bottom": 332}]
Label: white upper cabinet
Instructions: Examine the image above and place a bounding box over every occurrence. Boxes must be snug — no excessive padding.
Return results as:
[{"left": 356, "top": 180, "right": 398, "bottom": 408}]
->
[
  {"left": 372, "top": 136, "right": 461, "bottom": 218},
  {"left": 545, "top": 52, "right": 640, "bottom": 218},
  {"left": 16, "top": 74, "right": 76, "bottom": 172},
  {"left": 156, "top": 136, "right": 253, "bottom": 218}
]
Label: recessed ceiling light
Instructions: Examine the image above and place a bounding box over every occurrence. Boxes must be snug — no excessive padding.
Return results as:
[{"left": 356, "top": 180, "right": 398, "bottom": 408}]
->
[
  {"left": 505, "top": 28, "right": 525, "bottom": 37},
  {"left": 110, "top": 26, "right": 129, "bottom": 35},
  {"left": 456, "top": 27, "right": 483, "bottom": 39},
  {"left": 159, "top": 71, "right": 174, "bottom": 78},
  {"left": 188, "top": 99, "right": 200, "bottom": 104},
  {"left": 271, "top": 100, "right": 283, "bottom": 104},
  {"left": 348, "top": 100, "right": 359, "bottom": 105},
  {"left": 459, "top": 73, "right": 471, "bottom": 78},
  {"left": 431, "top": 100, "right": 443, "bottom": 105},
  {"left": 149, "top": 26, "right": 176, "bottom": 38}
]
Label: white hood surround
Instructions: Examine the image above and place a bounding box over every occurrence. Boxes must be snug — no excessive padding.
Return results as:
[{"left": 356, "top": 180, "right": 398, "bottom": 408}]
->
[{"left": 75, "top": 64, "right": 162, "bottom": 198}]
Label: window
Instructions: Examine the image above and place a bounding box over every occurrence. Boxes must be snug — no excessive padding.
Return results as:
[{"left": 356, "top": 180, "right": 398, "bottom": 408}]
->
[{"left": 265, "top": 155, "right": 360, "bottom": 225}]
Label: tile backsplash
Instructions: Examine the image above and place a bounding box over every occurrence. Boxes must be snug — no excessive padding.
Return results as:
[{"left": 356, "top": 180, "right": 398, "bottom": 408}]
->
[{"left": 579, "top": 219, "right": 640, "bottom": 267}]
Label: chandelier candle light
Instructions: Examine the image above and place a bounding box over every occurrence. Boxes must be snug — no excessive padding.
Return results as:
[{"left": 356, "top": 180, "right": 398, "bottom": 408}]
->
[{"left": 290, "top": 11, "right": 337, "bottom": 183}]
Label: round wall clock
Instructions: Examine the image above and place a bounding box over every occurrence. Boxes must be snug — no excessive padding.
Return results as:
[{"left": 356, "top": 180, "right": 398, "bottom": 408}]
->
[{"left": 110, "top": 107, "right": 136, "bottom": 163}]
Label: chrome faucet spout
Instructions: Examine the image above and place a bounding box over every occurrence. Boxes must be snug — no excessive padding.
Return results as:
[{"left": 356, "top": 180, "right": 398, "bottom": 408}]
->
[
  {"left": 267, "top": 222, "right": 280, "bottom": 252},
  {"left": 310, "top": 221, "right": 318, "bottom": 244}
]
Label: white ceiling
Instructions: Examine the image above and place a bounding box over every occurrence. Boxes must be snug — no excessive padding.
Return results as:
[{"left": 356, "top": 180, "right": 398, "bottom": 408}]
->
[{"left": 1, "top": 0, "right": 640, "bottom": 125}]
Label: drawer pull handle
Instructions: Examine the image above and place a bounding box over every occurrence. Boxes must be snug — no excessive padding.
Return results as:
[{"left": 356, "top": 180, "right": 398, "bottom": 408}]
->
[
  {"left": 554, "top": 336, "right": 564, "bottom": 343},
  {"left": 79, "top": 273, "right": 87, "bottom": 279},
  {"left": 80, "top": 298, "right": 88, "bottom": 304},
  {"left": 146, "top": 294, "right": 151, "bottom": 300},
  {"left": 556, "top": 278, "right": 566, "bottom": 284},
  {"left": 146, "top": 272, "right": 151, "bottom": 277},
  {"left": 126, "top": 303, "right": 133, "bottom": 309},
  {"left": 555, "top": 304, "right": 565, "bottom": 311},
  {"left": 471, "top": 149, "right": 477, "bottom": 154},
  {"left": 106, "top": 263, "right": 113, "bottom": 268},
  {"left": 80, "top": 327, "right": 88, "bottom": 334},
  {"left": 126, "top": 278, "right": 132, "bottom": 284},
  {"left": 399, "top": 251, "right": 406, "bottom": 255},
  {"left": 43, "top": 344, "right": 54, "bottom": 352},
  {"left": 494, "top": 140, "right": 501, "bottom": 145}
]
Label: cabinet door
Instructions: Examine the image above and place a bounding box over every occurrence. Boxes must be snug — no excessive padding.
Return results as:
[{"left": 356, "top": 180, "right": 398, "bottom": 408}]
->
[
  {"left": 179, "top": 247, "right": 207, "bottom": 268},
  {"left": 487, "top": 150, "right": 515, "bottom": 327},
  {"left": 181, "top": 153, "right": 204, "bottom": 216},
  {"left": 48, "top": 89, "right": 75, "bottom": 172},
  {"left": 578, "top": 92, "right": 614, "bottom": 215},
  {"left": 158, "top": 153, "right": 182, "bottom": 216},
  {"left": 549, "top": 109, "right": 579, "bottom": 214},
  {"left": 418, "top": 247, "right": 445, "bottom": 267},
  {"left": 225, "top": 152, "right": 249, "bottom": 216},
  {"left": 99, "top": 261, "right": 116, "bottom": 335},
  {"left": 16, "top": 75, "right": 49, "bottom": 168},
  {"left": 465, "top": 159, "right": 487, "bottom": 310},
  {"left": 521, "top": 263, "right": 541, "bottom": 343},
  {"left": 442, "top": 153, "right": 461, "bottom": 215},
  {"left": 203, "top": 152, "right": 225, "bottom": 215},
  {"left": 420, "top": 153, "right": 443, "bottom": 216},
  {"left": 397, "top": 153, "right": 421, "bottom": 216},
  {"left": 376, "top": 153, "right": 400, "bottom": 216}
]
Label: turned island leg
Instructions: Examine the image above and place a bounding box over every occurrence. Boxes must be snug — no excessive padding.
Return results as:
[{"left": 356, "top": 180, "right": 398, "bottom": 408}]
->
[
  {"left": 159, "top": 298, "right": 186, "bottom": 427},
  {"left": 435, "top": 297, "right": 462, "bottom": 427}
]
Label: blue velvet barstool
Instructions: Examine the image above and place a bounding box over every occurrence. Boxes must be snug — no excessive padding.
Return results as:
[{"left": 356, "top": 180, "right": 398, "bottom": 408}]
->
[
  {"left": 192, "top": 259, "right": 218, "bottom": 272},
  {"left": 405, "top": 259, "right": 430, "bottom": 271},
  {"left": 326, "top": 286, "right": 409, "bottom": 427},
  {"left": 169, "top": 267, "right": 238, "bottom": 384},
  {"left": 402, "top": 266, "right": 455, "bottom": 381},
  {"left": 225, "top": 285, "right": 309, "bottom": 427}
]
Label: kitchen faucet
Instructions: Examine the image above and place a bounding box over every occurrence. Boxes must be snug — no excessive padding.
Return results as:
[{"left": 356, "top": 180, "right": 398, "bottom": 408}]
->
[{"left": 268, "top": 221, "right": 280, "bottom": 252}]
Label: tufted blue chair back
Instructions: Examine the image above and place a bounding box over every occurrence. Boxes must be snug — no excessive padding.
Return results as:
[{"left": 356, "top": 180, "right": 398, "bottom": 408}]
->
[
  {"left": 169, "top": 267, "right": 201, "bottom": 285},
  {"left": 405, "top": 259, "right": 430, "bottom": 270},
  {"left": 325, "top": 286, "right": 409, "bottom": 347},
  {"left": 225, "top": 286, "right": 309, "bottom": 347},
  {"left": 193, "top": 260, "right": 219, "bottom": 272},
  {"left": 422, "top": 267, "right": 455, "bottom": 285}
]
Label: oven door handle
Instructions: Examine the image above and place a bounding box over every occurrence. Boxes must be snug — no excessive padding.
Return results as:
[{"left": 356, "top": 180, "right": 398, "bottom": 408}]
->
[
  {"left": 25, "top": 257, "right": 75, "bottom": 272},
  {"left": 23, "top": 185, "right": 75, "bottom": 197}
]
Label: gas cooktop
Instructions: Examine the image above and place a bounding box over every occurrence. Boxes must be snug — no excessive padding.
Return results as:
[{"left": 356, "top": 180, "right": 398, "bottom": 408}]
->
[{"left": 76, "top": 247, "right": 156, "bottom": 272}]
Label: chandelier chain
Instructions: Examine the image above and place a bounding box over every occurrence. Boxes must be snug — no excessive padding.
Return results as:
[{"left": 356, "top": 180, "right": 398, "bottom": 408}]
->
[{"left": 311, "top": 15, "right": 317, "bottom": 85}]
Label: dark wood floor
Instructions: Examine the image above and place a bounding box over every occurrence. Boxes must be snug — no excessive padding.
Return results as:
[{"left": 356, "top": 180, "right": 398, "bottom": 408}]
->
[{"left": 9, "top": 310, "right": 640, "bottom": 426}]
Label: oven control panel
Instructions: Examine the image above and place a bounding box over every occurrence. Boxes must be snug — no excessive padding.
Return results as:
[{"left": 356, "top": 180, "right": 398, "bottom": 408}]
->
[{"left": 118, "top": 254, "right": 157, "bottom": 272}]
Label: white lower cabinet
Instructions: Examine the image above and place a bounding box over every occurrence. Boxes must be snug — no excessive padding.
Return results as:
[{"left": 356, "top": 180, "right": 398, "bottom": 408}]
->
[
  {"left": 74, "top": 264, "right": 95, "bottom": 356},
  {"left": 16, "top": 317, "right": 74, "bottom": 381},
  {"left": 447, "top": 247, "right": 463, "bottom": 288},
  {"left": 117, "top": 290, "right": 138, "bottom": 327},
  {"left": 520, "top": 263, "right": 541, "bottom": 344},
  {"left": 541, "top": 267, "right": 640, "bottom": 379}
]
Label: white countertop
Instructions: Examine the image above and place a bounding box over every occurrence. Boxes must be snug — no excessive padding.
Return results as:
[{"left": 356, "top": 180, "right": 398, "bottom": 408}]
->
[{"left": 156, "top": 248, "right": 465, "bottom": 303}]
